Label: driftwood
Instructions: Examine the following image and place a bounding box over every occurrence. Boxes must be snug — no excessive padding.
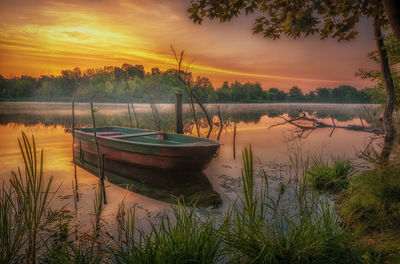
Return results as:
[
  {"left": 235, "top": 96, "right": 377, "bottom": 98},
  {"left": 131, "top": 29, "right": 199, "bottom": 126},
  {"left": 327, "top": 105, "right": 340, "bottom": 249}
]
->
[{"left": 268, "top": 111, "right": 383, "bottom": 137}]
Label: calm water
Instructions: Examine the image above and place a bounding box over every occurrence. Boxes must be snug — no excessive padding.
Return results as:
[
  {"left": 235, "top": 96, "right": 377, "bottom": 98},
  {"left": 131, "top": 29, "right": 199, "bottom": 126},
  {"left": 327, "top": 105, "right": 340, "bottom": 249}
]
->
[{"left": 0, "top": 102, "right": 379, "bottom": 231}]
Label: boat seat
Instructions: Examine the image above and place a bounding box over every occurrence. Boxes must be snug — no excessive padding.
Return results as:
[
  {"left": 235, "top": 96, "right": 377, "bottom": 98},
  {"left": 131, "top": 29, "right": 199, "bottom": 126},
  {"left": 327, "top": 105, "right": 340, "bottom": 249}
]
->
[
  {"left": 107, "top": 131, "right": 166, "bottom": 139},
  {"left": 97, "top": 131, "right": 123, "bottom": 137}
]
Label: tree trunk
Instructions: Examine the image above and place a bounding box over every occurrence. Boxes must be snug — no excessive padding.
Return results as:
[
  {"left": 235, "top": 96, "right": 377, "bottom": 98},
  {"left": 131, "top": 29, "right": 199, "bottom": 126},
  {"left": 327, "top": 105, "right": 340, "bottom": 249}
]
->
[
  {"left": 382, "top": 0, "right": 400, "bottom": 40},
  {"left": 373, "top": 20, "right": 396, "bottom": 165}
]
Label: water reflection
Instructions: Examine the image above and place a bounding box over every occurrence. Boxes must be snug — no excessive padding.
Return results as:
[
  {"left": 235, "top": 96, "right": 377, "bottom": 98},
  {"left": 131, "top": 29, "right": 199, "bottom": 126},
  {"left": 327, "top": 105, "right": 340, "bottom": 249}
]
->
[
  {"left": 74, "top": 150, "right": 222, "bottom": 208},
  {"left": 0, "top": 103, "right": 381, "bottom": 232},
  {"left": 0, "top": 102, "right": 378, "bottom": 130}
]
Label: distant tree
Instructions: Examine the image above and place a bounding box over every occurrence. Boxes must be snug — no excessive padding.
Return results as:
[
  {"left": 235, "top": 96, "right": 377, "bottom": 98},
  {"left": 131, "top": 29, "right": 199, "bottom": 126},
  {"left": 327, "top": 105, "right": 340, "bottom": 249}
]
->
[
  {"left": 60, "top": 67, "right": 82, "bottom": 96},
  {"left": 151, "top": 67, "right": 161, "bottom": 75},
  {"left": 288, "top": 86, "right": 304, "bottom": 102},
  {"left": 231, "top": 81, "right": 246, "bottom": 101},
  {"left": 268, "top": 88, "right": 287, "bottom": 102},
  {"left": 216, "top": 81, "right": 232, "bottom": 101},
  {"left": 246, "top": 82, "right": 266, "bottom": 100},
  {"left": 187, "top": 0, "right": 397, "bottom": 163},
  {"left": 113, "top": 67, "right": 126, "bottom": 83},
  {"left": 193, "top": 76, "right": 215, "bottom": 101},
  {"left": 316, "top": 88, "right": 331, "bottom": 102},
  {"left": 122, "top": 64, "right": 145, "bottom": 80},
  {"left": 306, "top": 90, "right": 316, "bottom": 102},
  {"left": 0, "top": 65, "right": 376, "bottom": 104},
  {"left": 0, "top": 75, "right": 8, "bottom": 98},
  {"left": 11, "top": 76, "right": 36, "bottom": 98}
]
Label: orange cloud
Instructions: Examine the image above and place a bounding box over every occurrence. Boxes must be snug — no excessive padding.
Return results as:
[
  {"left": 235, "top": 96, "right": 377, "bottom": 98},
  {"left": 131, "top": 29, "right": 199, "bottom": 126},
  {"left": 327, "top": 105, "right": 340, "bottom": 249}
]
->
[{"left": 0, "top": 0, "right": 377, "bottom": 90}]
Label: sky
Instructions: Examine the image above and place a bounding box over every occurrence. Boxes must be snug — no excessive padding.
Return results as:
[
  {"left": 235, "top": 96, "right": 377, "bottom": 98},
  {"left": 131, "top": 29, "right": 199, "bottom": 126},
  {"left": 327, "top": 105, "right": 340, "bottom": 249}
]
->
[{"left": 0, "top": 0, "right": 378, "bottom": 91}]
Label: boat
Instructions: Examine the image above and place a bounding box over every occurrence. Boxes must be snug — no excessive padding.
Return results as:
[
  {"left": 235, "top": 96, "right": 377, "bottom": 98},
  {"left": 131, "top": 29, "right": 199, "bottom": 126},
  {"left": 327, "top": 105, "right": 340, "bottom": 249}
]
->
[
  {"left": 74, "top": 151, "right": 222, "bottom": 208},
  {"left": 74, "top": 126, "right": 220, "bottom": 171}
]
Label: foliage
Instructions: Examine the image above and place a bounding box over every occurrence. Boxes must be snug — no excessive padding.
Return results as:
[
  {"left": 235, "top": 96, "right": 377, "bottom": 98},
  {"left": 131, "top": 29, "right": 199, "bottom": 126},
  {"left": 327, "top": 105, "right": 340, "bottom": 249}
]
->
[
  {"left": 188, "top": 0, "right": 387, "bottom": 41},
  {"left": 1, "top": 64, "right": 372, "bottom": 103},
  {"left": 307, "top": 158, "right": 354, "bottom": 193},
  {"left": 341, "top": 166, "right": 400, "bottom": 231}
]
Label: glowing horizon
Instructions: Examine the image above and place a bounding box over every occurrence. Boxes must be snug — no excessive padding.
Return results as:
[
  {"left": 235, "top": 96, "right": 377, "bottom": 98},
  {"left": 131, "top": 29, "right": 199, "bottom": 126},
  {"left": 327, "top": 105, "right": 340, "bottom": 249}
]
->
[{"left": 0, "top": 0, "right": 377, "bottom": 91}]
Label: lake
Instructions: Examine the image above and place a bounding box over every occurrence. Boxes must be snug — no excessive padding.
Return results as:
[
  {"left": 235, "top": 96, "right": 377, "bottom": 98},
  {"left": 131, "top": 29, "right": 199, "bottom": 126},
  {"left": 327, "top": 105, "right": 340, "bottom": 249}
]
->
[{"left": 0, "top": 102, "right": 380, "bottom": 233}]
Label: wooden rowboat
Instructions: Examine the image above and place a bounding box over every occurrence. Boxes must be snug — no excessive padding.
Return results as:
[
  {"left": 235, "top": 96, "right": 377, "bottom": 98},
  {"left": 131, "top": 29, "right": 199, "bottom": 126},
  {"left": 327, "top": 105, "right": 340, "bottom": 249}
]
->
[{"left": 74, "top": 126, "right": 220, "bottom": 171}]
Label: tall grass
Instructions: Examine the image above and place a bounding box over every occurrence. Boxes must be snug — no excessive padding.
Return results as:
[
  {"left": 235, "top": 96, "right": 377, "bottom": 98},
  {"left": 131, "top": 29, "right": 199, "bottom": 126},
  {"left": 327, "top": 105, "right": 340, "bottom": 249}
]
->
[
  {"left": 0, "top": 182, "right": 25, "bottom": 263},
  {"left": 341, "top": 166, "right": 400, "bottom": 231},
  {"left": 307, "top": 157, "right": 354, "bottom": 193},
  {"left": 222, "top": 146, "right": 382, "bottom": 264},
  {"left": 112, "top": 199, "right": 223, "bottom": 264},
  {"left": 0, "top": 132, "right": 62, "bottom": 264},
  {"left": 1, "top": 134, "right": 386, "bottom": 263}
]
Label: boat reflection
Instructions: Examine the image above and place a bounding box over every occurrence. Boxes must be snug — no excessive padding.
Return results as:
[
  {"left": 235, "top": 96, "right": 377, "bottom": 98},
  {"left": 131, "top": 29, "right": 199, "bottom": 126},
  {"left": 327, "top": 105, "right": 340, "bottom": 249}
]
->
[{"left": 74, "top": 150, "right": 222, "bottom": 208}]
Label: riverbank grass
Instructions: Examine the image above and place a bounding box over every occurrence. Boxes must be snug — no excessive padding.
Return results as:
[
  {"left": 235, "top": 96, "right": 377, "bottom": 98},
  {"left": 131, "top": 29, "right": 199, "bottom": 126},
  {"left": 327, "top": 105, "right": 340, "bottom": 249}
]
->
[
  {"left": 0, "top": 134, "right": 390, "bottom": 263},
  {"left": 307, "top": 157, "right": 354, "bottom": 193}
]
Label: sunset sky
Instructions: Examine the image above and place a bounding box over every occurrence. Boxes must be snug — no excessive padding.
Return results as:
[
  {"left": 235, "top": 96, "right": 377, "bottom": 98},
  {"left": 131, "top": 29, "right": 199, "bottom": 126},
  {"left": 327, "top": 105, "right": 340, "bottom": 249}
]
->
[{"left": 0, "top": 0, "right": 378, "bottom": 91}]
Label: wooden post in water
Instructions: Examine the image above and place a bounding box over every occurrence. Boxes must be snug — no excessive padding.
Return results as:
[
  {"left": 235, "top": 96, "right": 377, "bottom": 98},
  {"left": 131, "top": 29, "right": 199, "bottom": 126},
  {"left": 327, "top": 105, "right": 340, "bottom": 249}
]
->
[
  {"left": 127, "top": 103, "right": 133, "bottom": 128},
  {"left": 72, "top": 100, "right": 79, "bottom": 201},
  {"left": 175, "top": 93, "right": 183, "bottom": 134},
  {"left": 217, "top": 105, "right": 223, "bottom": 141},
  {"left": 233, "top": 122, "right": 237, "bottom": 160},
  {"left": 90, "top": 102, "right": 107, "bottom": 204}
]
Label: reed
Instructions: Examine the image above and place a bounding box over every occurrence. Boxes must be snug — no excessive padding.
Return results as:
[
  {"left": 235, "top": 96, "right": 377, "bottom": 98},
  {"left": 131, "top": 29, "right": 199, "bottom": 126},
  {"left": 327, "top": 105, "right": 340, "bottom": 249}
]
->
[
  {"left": 341, "top": 166, "right": 400, "bottom": 230},
  {"left": 0, "top": 182, "right": 25, "bottom": 264},
  {"left": 1, "top": 134, "right": 388, "bottom": 263},
  {"left": 0, "top": 132, "right": 62, "bottom": 264},
  {"left": 222, "top": 146, "right": 383, "bottom": 264},
  {"left": 112, "top": 199, "right": 223, "bottom": 264},
  {"left": 307, "top": 157, "right": 354, "bottom": 193}
]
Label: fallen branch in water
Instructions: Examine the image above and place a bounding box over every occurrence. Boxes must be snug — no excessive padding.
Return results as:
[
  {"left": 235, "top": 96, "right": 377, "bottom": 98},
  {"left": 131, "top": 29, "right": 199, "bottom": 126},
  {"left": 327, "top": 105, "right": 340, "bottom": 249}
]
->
[{"left": 268, "top": 112, "right": 383, "bottom": 136}]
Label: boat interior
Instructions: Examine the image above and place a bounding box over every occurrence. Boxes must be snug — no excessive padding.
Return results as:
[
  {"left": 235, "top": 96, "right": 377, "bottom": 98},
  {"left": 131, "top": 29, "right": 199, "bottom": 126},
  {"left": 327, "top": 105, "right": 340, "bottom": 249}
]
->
[{"left": 76, "top": 126, "right": 216, "bottom": 146}]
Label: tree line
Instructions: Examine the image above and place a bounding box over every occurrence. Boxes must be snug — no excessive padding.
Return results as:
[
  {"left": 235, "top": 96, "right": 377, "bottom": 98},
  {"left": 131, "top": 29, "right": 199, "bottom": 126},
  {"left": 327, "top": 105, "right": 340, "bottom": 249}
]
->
[{"left": 0, "top": 64, "right": 374, "bottom": 103}]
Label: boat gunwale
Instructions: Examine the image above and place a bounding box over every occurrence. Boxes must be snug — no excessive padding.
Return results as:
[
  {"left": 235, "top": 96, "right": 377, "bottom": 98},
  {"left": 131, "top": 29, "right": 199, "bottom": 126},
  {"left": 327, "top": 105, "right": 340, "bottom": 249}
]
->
[{"left": 74, "top": 126, "right": 221, "bottom": 149}]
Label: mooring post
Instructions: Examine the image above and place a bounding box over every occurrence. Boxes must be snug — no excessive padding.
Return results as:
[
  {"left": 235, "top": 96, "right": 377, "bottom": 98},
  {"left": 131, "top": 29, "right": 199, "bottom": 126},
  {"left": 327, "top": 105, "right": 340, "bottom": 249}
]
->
[
  {"left": 233, "top": 122, "right": 237, "bottom": 160},
  {"left": 175, "top": 93, "right": 183, "bottom": 134},
  {"left": 72, "top": 100, "right": 79, "bottom": 201},
  {"left": 90, "top": 102, "right": 107, "bottom": 204}
]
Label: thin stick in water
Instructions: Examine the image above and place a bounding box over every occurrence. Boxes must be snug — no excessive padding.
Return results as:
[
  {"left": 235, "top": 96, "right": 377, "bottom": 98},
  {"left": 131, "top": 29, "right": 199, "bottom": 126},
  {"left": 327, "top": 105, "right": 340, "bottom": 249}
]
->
[
  {"left": 90, "top": 102, "right": 107, "bottom": 204},
  {"left": 233, "top": 122, "right": 237, "bottom": 160},
  {"left": 175, "top": 93, "right": 183, "bottom": 134},
  {"left": 217, "top": 105, "right": 223, "bottom": 141},
  {"left": 72, "top": 100, "right": 79, "bottom": 201},
  {"left": 127, "top": 103, "right": 133, "bottom": 128},
  {"left": 130, "top": 102, "right": 139, "bottom": 127}
]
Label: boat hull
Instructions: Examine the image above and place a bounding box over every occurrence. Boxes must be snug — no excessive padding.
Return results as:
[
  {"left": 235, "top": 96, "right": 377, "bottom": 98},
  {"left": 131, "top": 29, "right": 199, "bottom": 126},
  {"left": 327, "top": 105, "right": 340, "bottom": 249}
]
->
[
  {"left": 75, "top": 126, "right": 220, "bottom": 171},
  {"left": 74, "top": 150, "right": 222, "bottom": 208}
]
